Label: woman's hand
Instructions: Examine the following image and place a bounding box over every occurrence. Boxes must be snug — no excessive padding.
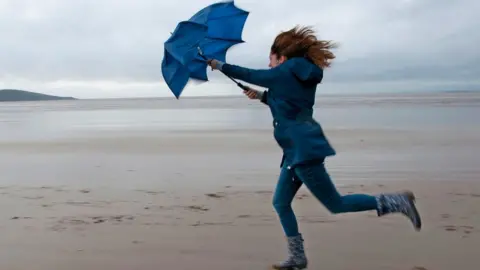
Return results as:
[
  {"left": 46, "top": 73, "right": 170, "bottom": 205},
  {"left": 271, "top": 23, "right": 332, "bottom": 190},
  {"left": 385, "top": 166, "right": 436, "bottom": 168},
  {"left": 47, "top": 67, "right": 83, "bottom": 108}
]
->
[
  {"left": 207, "top": 59, "right": 220, "bottom": 70},
  {"left": 206, "top": 59, "right": 262, "bottom": 100},
  {"left": 243, "top": 87, "right": 262, "bottom": 100}
]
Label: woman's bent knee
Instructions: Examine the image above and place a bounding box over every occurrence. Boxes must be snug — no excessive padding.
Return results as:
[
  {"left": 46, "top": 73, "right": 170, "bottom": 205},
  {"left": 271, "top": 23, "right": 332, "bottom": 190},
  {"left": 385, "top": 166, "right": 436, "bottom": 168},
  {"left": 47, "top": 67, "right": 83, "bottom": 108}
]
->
[
  {"left": 273, "top": 199, "right": 292, "bottom": 214},
  {"left": 322, "top": 198, "right": 345, "bottom": 214},
  {"left": 325, "top": 204, "right": 344, "bottom": 214}
]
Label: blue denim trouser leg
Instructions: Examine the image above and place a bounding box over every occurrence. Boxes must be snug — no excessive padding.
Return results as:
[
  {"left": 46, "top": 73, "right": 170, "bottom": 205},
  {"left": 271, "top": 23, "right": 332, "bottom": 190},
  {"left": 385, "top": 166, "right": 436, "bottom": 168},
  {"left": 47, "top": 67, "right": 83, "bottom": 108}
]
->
[
  {"left": 272, "top": 164, "right": 303, "bottom": 237},
  {"left": 273, "top": 160, "right": 378, "bottom": 237}
]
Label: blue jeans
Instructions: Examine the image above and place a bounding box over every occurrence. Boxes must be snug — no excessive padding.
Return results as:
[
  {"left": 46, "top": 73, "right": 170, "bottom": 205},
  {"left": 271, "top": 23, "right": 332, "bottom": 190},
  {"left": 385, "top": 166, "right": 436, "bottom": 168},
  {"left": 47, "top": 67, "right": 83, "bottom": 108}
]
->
[{"left": 272, "top": 159, "right": 378, "bottom": 237}]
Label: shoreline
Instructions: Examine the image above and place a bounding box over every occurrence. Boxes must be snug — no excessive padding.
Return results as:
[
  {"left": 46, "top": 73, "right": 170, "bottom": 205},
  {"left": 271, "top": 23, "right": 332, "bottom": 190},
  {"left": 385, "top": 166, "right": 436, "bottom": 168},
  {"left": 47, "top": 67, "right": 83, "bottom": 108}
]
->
[
  {"left": 1, "top": 125, "right": 478, "bottom": 190},
  {"left": 1, "top": 90, "right": 479, "bottom": 110}
]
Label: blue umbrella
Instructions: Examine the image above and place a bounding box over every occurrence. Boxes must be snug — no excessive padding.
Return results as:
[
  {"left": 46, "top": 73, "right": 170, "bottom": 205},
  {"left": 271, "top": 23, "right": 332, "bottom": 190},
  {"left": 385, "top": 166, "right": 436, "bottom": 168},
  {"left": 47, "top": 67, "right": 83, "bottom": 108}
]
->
[{"left": 161, "top": 1, "right": 250, "bottom": 98}]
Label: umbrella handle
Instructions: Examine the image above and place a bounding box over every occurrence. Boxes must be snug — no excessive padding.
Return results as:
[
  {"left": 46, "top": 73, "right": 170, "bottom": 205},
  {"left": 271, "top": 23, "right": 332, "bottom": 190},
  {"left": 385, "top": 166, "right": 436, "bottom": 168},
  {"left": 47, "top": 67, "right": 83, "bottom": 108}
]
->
[
  {"left": 223, "top": 72, "right": 249, "bottom": 90},
  {"left": 197, "top": 47, "right": 248, "bottom": 91}
]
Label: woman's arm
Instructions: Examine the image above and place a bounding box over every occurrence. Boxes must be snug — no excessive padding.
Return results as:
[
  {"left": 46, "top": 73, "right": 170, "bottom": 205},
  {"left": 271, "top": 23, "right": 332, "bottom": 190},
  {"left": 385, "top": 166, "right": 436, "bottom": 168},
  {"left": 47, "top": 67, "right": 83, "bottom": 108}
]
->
[{"left": 213, "top": 60, "right": 287, "bottom": 89}]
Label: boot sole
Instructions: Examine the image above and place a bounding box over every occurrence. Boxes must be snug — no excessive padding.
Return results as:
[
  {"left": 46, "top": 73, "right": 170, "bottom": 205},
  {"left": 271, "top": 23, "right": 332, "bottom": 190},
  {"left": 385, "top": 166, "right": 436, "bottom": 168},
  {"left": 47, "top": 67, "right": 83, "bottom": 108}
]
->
[{"left": 403, "top": 190, "right": 422, "bottom": 231}]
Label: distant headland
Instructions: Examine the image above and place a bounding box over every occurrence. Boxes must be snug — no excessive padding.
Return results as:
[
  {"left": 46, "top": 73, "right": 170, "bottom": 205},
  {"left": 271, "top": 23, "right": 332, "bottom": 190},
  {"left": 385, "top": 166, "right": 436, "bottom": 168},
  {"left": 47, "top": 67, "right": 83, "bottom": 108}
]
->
[{"left": 0, "top": 89, "right": 76, "bottom": 102}]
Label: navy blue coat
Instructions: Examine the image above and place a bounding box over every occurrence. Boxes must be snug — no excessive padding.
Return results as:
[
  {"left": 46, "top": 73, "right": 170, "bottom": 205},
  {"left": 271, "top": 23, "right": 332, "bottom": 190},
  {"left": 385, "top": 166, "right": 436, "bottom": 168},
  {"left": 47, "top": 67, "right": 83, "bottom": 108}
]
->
[{"left": 220, "top": 57, "right": 336, "bottom": 169}]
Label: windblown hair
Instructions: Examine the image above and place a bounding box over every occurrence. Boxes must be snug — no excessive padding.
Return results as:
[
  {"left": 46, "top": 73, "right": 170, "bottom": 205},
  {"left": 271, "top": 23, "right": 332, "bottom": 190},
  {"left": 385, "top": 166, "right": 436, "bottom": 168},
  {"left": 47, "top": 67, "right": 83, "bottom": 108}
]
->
[{"left": 270, "top": 25, "right": 338, "bottom": 69}]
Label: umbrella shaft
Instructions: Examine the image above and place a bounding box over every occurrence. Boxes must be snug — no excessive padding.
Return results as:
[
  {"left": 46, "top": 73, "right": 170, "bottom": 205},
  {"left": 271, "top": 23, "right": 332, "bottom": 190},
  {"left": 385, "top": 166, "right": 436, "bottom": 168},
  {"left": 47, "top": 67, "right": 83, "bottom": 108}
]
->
[{"left": 199, "top": 50, "right": 247, "bottom": 91}]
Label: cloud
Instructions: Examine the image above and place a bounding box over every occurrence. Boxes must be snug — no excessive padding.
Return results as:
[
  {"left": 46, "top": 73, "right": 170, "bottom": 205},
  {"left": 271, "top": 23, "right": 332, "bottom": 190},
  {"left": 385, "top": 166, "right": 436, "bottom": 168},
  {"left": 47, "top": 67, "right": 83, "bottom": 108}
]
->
[{"left": 0, "top": 0, "right": 479, "bottom": 98}]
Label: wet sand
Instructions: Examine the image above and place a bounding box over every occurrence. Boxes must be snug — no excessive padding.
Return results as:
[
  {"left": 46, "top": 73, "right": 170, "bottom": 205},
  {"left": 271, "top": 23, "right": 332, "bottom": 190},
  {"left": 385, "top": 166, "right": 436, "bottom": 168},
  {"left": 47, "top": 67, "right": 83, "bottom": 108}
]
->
[{"left": 1, "top": 126, "right": 479, "bottom": 270}]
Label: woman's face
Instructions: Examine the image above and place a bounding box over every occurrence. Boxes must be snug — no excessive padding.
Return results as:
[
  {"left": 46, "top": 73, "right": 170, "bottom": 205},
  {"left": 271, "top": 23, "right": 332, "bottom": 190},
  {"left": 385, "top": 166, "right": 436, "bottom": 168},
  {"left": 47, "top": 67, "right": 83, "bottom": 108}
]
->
[{"left": 268, "top": 53, "right": 286, "bottom": 68}]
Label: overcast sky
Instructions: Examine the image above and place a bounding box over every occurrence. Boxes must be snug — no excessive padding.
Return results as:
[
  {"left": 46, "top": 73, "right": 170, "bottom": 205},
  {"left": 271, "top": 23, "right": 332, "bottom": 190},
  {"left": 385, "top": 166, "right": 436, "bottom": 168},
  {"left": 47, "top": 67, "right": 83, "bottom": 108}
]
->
[{"left": 0, "top": 0, "right": 479, "bottom": 99}]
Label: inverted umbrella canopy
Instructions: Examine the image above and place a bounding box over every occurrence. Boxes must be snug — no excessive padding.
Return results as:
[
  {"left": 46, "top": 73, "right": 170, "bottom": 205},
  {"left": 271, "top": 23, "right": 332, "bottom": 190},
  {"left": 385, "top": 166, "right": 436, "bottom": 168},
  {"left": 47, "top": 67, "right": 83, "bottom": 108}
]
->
[{"left": 161, "top": 1, "right": 250, "bottom": 98}]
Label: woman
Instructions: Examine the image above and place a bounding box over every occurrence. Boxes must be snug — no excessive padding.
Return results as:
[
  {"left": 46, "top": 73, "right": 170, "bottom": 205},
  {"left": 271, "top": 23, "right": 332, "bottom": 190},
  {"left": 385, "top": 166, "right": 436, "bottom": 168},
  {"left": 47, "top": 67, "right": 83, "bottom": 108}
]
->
[{"left": 208, "top": 26, "right": 421, "bottom": 270}]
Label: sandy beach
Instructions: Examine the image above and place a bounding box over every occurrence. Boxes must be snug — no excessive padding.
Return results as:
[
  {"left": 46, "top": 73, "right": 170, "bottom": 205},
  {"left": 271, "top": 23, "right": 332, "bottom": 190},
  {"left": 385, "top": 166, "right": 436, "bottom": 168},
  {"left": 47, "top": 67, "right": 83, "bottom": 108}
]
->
[{"left": 1, "top": 92, "right": 479, "bottom": 270}]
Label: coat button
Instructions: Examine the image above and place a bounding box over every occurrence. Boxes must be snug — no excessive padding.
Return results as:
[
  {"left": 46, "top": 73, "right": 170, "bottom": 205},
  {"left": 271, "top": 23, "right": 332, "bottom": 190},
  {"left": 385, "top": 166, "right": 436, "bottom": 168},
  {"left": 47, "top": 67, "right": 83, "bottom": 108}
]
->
[{"left": 287, "top": 166, "right": 291, "bottom": 170}]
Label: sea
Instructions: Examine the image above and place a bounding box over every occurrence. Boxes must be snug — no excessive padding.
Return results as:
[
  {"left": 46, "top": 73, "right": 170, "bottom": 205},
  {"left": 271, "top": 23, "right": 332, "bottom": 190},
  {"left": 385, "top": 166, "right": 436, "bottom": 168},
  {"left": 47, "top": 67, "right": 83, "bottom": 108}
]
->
[{"left": 1, "top": 91, "right": 479, "bottom": 142}]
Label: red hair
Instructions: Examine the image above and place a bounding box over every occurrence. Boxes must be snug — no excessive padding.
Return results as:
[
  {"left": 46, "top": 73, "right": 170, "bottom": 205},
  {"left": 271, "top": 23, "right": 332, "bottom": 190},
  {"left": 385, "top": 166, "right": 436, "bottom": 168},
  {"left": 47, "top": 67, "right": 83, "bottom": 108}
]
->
[{"left": 270, "top": 25, "right": 338, "bottom": 69}]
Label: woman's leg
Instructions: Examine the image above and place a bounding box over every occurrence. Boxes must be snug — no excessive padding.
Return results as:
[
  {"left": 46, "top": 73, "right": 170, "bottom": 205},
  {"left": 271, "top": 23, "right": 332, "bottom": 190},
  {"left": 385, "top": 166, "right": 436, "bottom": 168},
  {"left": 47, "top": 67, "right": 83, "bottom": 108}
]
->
[
  {"left": 272, "top": 165, "right": 303, "bottom": 237},
  {"left": 293, "top": 159, "right": 421, "bottom": 230},
  {"left": 294, "top": 161, "right": 377, "bottom": 213},
  {"left": 271, "top": 165, "right": 308, "bottom": 270}
]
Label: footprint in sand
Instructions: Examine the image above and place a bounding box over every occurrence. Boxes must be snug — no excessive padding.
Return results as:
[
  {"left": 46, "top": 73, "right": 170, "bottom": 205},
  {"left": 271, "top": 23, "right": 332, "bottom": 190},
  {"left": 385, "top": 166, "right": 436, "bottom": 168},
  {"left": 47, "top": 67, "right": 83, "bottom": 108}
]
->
[
  {"left": 65, "top": 201, "right": 94, "bottom": 207},
  {"left": 22, "top": 196, "right": 44, "bottom": 200},
  {"left": 136, "top": 190, "right": 165, "bottom": 195},
  {"left": 205, "top": 192, "right": 226, "bottom": 199},
  {"left": 11, "top": 216, "right": 32, "bottom": 220},
  {"left": 190, "top": 221, "right": 233, "bottom": 227},
  {"left": 443, "top": 225, "right": 475, "bottom": 237},
  {"left": 448, "top": 192, "right": 480, "bottom": 198},
  {"left": 93, "top": 219, "right": 106, "bottom": 224},
  {"left": 54, "top": 215, "right": 136, "bottom": 229},
  {"left": 62, "top": 219, "right": 90, "bottom": 225},
  {"left": 444, "top": 225, "right": 457, "bottom": 232},
  {"left": 441, "top": 214, "right": 451, "bottom": 219},
  {"left": 185, "top": 205, "right": 209, "bottom": 212}
]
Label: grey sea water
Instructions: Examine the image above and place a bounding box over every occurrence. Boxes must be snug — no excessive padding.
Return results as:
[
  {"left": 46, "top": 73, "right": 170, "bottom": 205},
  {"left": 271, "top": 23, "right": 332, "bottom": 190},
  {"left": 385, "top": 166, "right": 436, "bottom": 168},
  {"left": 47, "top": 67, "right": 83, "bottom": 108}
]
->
[{"left": 1, "top": 91, "right": 479, "bottom": 142}]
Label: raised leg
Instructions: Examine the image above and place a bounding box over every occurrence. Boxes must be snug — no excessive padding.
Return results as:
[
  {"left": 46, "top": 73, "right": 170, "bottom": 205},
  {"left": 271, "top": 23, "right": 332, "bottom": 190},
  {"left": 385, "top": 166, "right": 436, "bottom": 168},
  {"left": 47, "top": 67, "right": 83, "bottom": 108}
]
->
[
  {"left": 294, "top": 160, "right": 422, "bottom": 230},
  {"left": 294, "top": 161, "right": 378, "bottom": 214}
]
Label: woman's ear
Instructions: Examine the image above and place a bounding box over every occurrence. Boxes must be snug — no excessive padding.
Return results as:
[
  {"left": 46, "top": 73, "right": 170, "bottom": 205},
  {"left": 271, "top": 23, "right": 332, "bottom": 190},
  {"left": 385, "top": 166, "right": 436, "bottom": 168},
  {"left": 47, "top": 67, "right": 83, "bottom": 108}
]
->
[{"left": 279, "top": 55, "right": 288, "bottom": 64}]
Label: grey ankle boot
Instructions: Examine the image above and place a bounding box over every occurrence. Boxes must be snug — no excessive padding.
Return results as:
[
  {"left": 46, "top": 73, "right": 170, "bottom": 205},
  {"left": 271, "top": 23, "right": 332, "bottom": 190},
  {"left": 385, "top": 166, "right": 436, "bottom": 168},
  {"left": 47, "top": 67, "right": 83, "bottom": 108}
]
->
[
  {"left": 272, "top": 234, "right": 308, "bottom": 270},
  {"left": 376, "top": 190, "right": 422, "bottom": 231}
]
